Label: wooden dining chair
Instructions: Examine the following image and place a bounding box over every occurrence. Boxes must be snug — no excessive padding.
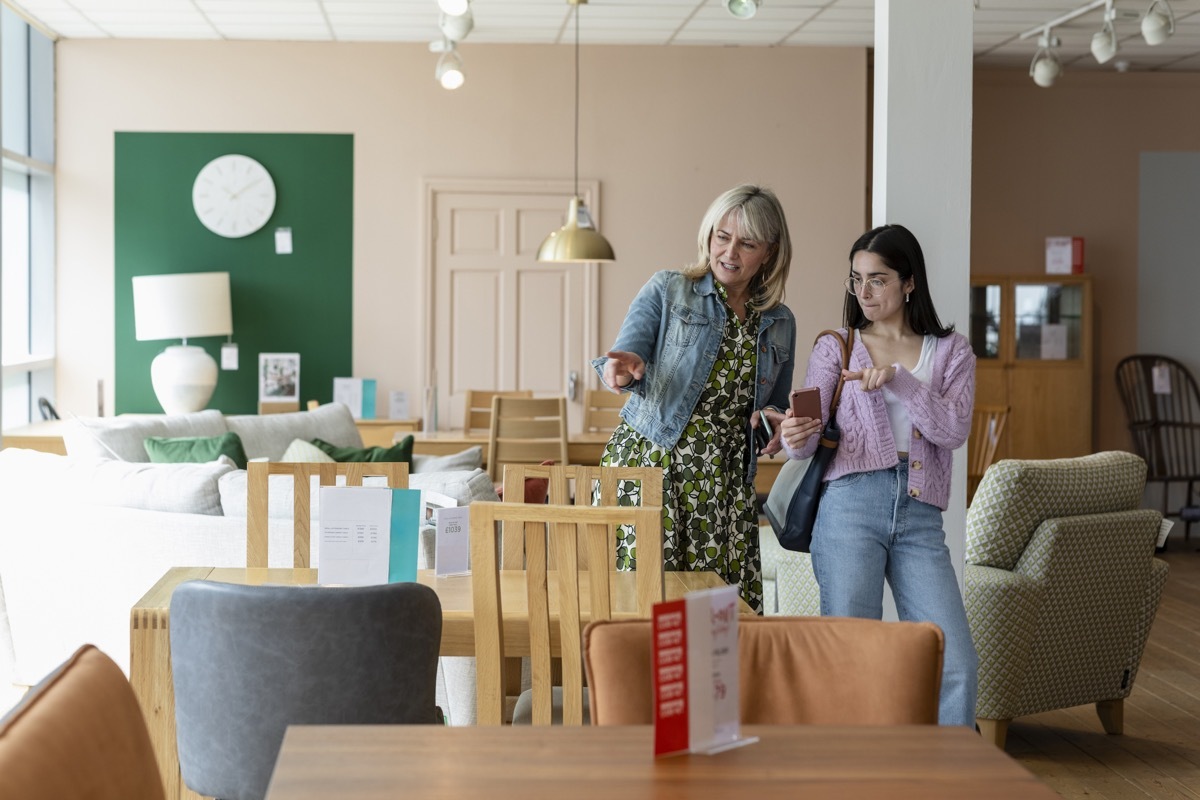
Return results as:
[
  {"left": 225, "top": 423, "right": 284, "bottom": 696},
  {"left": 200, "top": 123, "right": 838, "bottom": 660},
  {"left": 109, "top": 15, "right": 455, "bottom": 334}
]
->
[
  {"left": 487, "top": 395, "right": 569, "bottom": 482},
  {"left": 584, "top": 616, "right": 944, "bottom": 726},
  {"left": 463, "top": 389, "right": 533, "bottom": 435},
  {"left": 967, "top": 404, "right": 1010, "bottom": 503},
  {"left": 582, "top": 388, "right": 627, "bottom": 434},
  {"left": 470, "top": 500, "right": 664, "bottom": 726},
  {"left": 246, "top": 461, "right": 409, "bottom": 567},
  {"left": 500, "top": 463, "right": 662, "bottom": 568}
]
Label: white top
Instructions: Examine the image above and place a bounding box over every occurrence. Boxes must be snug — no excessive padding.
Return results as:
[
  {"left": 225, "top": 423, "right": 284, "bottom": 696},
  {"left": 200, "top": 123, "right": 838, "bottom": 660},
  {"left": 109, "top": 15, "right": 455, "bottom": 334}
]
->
[{"left": 883, "top": 335, "right": 937, "bottom": 453}]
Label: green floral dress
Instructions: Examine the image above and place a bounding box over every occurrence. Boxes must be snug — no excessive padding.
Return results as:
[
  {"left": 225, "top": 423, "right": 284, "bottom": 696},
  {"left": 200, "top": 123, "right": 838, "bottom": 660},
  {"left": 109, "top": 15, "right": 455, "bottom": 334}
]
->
[{"left": 601, "top": 284, "right": 763, "bottom": 613}]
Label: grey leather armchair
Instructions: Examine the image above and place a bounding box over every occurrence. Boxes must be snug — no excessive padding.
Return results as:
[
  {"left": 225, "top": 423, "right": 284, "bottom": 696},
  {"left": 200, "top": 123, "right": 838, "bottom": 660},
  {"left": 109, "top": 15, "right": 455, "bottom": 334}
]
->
[{"left": 170, "top": 580, "right": 442, "bottom": 800}]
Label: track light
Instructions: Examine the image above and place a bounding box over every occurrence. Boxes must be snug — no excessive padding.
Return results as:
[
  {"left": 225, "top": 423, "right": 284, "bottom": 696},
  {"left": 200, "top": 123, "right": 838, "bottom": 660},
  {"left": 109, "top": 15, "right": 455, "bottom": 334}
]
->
[
  {"left": 437, "top": 0, "right": 470, "bottom": 16},
  {"left": 725, "top": 0, "right": 761, "bottom": 20},
  {"left": 1030, "top": 30, "right": 1062, "bottom": 88},
  {"left": 1142, "top": 0, "right": 1174, "bottom": 45},
  {"left": 439, "top": 8, "right": 473, "bottom": 42},
  {"left": 1091, "top": 1, "right": 1118, "bottom": 64},
  {"left": 435, "top": 45, "right": 464, "bottom": 90}
]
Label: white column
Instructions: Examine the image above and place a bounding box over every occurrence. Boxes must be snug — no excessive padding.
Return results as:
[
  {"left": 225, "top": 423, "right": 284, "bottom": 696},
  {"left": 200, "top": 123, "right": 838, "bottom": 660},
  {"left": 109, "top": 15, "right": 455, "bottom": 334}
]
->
[{"left": 874, "top": 0, "right": 974, "bottom": 594}]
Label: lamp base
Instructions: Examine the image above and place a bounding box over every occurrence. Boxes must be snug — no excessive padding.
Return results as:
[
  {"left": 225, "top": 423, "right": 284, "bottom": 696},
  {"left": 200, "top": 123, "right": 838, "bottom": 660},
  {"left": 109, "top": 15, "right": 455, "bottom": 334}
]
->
[{"left": 150, "top": 345, "right": 219, "bottom": 415}]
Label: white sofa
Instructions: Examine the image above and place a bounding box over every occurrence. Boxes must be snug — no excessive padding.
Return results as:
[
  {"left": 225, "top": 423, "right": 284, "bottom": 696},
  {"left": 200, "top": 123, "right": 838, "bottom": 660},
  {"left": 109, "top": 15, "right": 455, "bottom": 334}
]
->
[{"left": 0, "top": 404, "right": 498, "bottom": 703}]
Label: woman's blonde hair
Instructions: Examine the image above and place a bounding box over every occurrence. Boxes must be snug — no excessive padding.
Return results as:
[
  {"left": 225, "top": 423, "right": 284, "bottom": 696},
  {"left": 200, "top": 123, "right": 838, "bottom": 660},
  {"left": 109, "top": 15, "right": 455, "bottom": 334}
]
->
[{"left": 682, "top": 184, "right": 792, "bottom": 311}]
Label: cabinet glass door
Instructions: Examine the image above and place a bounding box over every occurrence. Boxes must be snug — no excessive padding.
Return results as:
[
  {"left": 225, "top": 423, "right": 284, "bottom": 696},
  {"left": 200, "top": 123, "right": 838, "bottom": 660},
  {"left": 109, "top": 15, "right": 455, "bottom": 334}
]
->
[
  {"left": 969, "top": 283, "right": 1002, "bottom": 359},
  {"left": 1013, "top": 283, "right": 1083, "bottom": 360}
]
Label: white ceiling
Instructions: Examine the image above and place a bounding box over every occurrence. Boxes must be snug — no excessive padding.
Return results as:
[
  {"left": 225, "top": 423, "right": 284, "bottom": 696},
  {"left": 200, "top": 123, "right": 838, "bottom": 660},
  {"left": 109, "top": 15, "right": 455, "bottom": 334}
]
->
[{"left": 8, "top": 0, "right": 1200, "bottom": 72}]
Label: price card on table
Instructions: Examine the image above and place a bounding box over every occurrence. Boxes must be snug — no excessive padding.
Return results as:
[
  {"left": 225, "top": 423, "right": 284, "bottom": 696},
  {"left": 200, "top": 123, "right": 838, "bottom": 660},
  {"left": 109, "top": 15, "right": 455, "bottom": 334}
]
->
[{"left": 651, "top": 584, "right": 756, "bottom": 758}]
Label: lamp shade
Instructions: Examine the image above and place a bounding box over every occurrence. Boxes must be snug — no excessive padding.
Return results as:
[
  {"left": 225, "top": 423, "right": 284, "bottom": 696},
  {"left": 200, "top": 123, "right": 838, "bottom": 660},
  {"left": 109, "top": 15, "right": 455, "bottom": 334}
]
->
[
  {"left": 132, "top": 272, "right": 232, "bottom": 342},
  {"left": 537, "top": 197, "right": 616, "bottom": 263}
]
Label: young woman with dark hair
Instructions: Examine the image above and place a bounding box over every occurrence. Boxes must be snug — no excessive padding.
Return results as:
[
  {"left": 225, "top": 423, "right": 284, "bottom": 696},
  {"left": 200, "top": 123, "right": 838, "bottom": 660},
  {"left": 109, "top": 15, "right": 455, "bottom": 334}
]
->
[{"left": 779, "top": 223, "right": 978, "bottom": 727}]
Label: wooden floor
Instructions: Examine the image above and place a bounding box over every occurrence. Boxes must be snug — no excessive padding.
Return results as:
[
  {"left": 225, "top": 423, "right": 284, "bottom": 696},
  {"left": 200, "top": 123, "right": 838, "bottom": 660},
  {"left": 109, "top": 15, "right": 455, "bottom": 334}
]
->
[{"left": 1006, "top": 540, "right": 1200, "bottom": 799}]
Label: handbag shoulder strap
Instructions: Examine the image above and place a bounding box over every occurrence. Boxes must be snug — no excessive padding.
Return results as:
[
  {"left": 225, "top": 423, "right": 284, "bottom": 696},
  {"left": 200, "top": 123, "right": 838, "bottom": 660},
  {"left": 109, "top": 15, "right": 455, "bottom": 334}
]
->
[{"left": 812, "top": 327, "right": 855, "bottom": 416}]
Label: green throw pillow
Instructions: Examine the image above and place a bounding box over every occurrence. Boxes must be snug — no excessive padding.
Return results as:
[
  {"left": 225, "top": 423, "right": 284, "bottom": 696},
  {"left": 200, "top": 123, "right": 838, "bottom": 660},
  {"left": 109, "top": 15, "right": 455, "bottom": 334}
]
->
[
  {"left": 310, "top": 434, "right": 413, "bottom": 464},
  {"left": 144, "top": 431, "right": 249, "bottom": 470}
]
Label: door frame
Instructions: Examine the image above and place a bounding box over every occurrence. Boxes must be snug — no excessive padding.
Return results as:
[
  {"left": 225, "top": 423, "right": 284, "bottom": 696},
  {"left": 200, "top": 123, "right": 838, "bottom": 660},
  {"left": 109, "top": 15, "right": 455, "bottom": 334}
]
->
[{"left": 421, "top": 177, "right": 602, "bottom": 423}]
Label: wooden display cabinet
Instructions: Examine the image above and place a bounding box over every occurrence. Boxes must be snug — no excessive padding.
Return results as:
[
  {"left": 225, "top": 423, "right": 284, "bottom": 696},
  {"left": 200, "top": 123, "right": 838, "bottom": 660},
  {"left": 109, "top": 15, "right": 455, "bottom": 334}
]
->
[{"left": 969, "top": 275, "right": 1093, "bottom": 461}]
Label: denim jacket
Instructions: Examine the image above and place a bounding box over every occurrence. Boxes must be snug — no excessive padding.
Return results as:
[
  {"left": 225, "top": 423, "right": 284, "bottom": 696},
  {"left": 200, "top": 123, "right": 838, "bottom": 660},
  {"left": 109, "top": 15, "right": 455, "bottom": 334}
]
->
[{"left": 591, "top": 269, "right": 796, "bottom": 485}]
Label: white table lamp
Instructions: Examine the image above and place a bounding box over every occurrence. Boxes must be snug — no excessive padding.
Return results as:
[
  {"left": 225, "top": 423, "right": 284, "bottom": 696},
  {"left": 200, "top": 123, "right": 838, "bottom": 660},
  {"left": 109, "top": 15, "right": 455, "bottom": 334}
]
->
[{"left": 132, "top": 272, "right": 232, "bottom": 415}]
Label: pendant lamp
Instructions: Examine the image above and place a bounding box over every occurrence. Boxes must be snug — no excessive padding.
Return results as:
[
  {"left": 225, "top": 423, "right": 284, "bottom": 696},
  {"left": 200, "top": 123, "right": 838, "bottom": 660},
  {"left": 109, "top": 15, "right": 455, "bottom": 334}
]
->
[{"left": 537, "top": 0, "right": 615, "bottom": 264}]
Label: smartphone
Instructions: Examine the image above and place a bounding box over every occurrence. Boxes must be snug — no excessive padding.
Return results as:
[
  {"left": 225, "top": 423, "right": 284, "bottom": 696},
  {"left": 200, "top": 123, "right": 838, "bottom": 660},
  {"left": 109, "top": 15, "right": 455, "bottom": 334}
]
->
[
  {"left": 753, "top": 410, "right": 773, "bottom": 450},
  {"left": 790, "top": 387, "right": 822, "bottom": 420}
]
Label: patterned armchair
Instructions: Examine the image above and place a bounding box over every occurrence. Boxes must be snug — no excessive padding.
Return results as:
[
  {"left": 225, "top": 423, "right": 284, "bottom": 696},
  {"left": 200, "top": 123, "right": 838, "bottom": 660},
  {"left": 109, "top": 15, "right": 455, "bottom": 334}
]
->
[{"left": 965, "top": 451, "right": 1169, "bottom": 748}]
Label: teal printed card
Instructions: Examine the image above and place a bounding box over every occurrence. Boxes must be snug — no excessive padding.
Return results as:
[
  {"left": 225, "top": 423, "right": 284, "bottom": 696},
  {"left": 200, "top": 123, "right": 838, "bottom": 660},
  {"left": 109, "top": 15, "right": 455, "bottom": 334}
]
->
[{"left": 388, "top": 488, "right": 422, "bottom": 583}]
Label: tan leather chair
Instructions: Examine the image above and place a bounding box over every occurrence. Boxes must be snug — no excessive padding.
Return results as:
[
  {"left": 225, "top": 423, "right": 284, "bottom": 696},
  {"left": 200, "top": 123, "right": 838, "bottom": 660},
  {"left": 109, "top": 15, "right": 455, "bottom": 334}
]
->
[
  {"left": 0, "top": 644, "right": 165, "bottom": 800},
  {"left": 584, "top": 616, "right": 944, "bottom": 726}
]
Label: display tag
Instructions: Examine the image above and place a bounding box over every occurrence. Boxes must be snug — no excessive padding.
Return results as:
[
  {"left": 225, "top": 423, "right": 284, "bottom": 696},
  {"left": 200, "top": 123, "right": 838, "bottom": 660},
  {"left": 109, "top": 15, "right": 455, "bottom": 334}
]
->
[
  {"left": 221, "top": 343, "right": 239, "bottom": 371},
  {"left": 1152, "top": 364, "right": 1171, "bottom": 395}
]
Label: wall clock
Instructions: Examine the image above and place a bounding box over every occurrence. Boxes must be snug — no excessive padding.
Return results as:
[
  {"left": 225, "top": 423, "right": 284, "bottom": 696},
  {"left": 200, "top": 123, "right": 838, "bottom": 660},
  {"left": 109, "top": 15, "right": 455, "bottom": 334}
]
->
[{"left": 191, "top": 154, "right": 277, "bottom": 238}]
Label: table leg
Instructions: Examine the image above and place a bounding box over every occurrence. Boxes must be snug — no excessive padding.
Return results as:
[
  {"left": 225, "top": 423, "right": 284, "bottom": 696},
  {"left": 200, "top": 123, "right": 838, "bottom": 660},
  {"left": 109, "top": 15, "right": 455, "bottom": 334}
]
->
[{"left": 130, "top": 568, "right": 210, "bottom": 800}]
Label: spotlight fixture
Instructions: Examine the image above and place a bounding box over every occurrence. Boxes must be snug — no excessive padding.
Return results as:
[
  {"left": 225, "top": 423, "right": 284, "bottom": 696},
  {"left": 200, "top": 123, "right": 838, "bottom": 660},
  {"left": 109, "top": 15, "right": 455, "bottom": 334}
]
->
[
  {"left": 439, "top": 8, "right": 473, "bottom": 42},
  {"left": 437, "top": 0, "right": 470, "bottom": 16},
  {"left": 536, "top": 0, "right": 615, "bottom": 264},
  {"left": 725, "top": 0, "right": 761, "bottom": 19},
  {"left": 1090, "top": 1, "right": 1118, "bottom": 64},
  {"left": 435, "top": 44, "right": 464, "bottom": 90},
  {"left": 1142, "top": 0, "right": 1174, "bottom": 45},
  {"left": 1030, "top": 30, "right": 1062, "bottom": 88}
]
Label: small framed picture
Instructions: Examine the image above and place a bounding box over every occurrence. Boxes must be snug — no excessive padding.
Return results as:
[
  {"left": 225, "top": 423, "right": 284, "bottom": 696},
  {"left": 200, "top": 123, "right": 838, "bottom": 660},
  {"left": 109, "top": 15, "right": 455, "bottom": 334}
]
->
[{"left": 259, "top": 352, "right": 300, "bottom": 402}]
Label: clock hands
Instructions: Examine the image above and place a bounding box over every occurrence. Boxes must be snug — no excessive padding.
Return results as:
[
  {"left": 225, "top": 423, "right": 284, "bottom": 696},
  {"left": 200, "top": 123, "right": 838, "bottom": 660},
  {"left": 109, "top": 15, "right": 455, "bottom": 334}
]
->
[{"left": 229, "top": 177, "right": 266, "bottom": 200}]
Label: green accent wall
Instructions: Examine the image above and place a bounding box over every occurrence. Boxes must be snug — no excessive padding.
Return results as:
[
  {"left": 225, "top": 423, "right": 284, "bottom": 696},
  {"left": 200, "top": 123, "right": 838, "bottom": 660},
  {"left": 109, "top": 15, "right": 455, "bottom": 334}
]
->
[{"left": 115, "top": 132, "right": 353, "bottom": 415}]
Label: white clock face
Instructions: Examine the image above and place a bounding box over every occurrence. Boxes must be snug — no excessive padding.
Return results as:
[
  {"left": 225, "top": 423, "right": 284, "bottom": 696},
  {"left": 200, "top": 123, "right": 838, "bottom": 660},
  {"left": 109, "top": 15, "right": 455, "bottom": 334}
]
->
[{"left": 191, "top": 154, "right": 277, "bottom": 238}]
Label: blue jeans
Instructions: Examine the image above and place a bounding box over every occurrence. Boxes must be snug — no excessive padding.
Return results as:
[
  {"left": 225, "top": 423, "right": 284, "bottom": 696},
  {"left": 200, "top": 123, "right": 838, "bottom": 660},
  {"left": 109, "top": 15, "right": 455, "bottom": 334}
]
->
[{"left": 810, "top": 460, "right": 978, "bottom": 727}]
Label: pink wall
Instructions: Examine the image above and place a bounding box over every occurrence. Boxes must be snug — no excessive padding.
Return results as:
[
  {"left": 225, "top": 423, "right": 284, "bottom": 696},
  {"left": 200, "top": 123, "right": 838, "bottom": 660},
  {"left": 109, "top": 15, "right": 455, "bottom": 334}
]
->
[
  {"left": 54, "top": 40, "right": 868, "bottom": 416},
  {"left": 973, "top": 69, "right": 1200, "bottom": 453}
]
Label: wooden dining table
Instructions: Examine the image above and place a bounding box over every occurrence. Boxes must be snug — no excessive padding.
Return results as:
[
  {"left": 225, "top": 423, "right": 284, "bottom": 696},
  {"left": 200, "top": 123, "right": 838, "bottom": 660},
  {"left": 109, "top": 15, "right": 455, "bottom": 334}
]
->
[
  {"left": 263, "top": 724, "right": 1060, "bottom": 800},
  {"left": 130, "top": 566, "right": 748, "bottom": 800}
]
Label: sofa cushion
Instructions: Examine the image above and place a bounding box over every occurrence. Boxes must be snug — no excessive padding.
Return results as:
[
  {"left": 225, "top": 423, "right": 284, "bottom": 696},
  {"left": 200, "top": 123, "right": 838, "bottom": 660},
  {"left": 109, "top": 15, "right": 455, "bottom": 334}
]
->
[
  {"left": 411, "top": 446, "right": 483, "bottom": 474},
  {"left": 0, "top": 448, "right": 234, "bottom": 516},
  {"left": 225, "top": 403, "right": 362, "bottom": 462},
  {"left": 279, "top": 438, "right": 337, "bottom": 463},
  {"left": 311, "top": 435, "right": 413, "bottom": 464},
  {"left": 144, "top": 432, "right": 248, "bottom": 470},
  {"left": 61, "top": 410, "right": 228, "bottom": 462}
]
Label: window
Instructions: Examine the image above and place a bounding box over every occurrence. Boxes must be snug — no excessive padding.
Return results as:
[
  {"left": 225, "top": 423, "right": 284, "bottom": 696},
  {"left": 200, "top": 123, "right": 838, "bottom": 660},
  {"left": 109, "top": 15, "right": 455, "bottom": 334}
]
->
[{"left": 1, "top": 6, "right": 55, "bottom": 430}]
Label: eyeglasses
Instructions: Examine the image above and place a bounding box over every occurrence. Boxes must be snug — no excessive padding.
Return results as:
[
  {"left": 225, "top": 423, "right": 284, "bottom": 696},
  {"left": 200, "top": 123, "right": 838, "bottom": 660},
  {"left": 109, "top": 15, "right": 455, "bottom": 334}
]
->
[{"left": 844, "top": 276, "right": 900, "bottom": 297}]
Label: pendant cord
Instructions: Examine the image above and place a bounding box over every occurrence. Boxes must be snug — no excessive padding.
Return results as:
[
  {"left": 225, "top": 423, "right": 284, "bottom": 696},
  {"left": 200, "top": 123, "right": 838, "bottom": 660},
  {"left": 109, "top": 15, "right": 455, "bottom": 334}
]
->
[{"left": 573, "top": 2, "right": 580, "bottom": 198}]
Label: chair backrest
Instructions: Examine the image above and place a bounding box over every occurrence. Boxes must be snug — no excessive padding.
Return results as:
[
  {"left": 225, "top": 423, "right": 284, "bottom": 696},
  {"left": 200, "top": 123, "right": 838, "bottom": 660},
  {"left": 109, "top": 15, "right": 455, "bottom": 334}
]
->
[
  {"left": 170, "top": 580, "right": 442, "bottom": 800},
  {"left": 500, "top": 463, "right": 662, "bottom": 569},
  {"left": 463, "top": 389, "right": 533, "bottom": 435},
  {"left": 487, "top": 395, "right": 569, "bottom": 482},
  {"left": 582, "top": 389, "right": 626, "bottom": 433},
  {"left": 967, "top": 404, "right": 1009, "bottom": 502},
  {"left": 584, "top": 617, "right": 944, "bottom": 726},
  {"left": 0, "top": 645, "right": 165, "bottom": 800},
  {"left": 470, "top": 500, "right": 663, "bottom": 726},
  {"left": 1115, "top": 354, "right": 1200, "bottom": 480},
  {"left": 246, "top": 461, "right": 408, "bottom": 568}
]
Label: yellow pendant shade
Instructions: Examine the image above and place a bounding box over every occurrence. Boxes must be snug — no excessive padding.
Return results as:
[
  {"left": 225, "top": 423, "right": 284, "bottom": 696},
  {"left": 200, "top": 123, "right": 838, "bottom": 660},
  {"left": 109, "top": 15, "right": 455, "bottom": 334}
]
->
[{"left": 536, "top": 196, "right": 615, "bottom": 263}]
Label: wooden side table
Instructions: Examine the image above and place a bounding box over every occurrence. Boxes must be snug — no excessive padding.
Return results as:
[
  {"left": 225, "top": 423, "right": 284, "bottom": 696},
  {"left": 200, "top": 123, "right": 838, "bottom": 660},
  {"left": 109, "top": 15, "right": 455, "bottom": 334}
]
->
[{"left": 0, "top": 419, "right": 69, "bottom": 455}]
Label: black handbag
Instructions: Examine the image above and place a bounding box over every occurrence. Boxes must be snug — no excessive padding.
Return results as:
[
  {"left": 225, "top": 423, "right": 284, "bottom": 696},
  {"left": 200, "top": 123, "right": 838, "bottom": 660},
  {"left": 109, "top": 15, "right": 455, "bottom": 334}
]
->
[{"left": 766, "top": 328, "right": 854, "bottom": 553}]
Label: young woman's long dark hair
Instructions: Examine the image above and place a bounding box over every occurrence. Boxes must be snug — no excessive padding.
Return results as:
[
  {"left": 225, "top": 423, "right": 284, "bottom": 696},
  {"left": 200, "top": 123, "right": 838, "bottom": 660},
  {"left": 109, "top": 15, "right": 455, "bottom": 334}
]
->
[{"left": 843, "top": 223, "right": 954, "bottom": 337}]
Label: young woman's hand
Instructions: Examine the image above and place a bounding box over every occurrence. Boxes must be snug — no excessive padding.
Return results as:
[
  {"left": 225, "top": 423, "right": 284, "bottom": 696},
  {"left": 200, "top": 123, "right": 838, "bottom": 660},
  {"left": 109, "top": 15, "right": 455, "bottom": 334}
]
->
[
  {"left": 843, "top": 366, "right": 896, "bottom": 392},
  {"left": 602, "top": 351, "right": 645, "bottom": 393},
  {"left": 780, "top": 408, "right": 823, "bottom": 451}
]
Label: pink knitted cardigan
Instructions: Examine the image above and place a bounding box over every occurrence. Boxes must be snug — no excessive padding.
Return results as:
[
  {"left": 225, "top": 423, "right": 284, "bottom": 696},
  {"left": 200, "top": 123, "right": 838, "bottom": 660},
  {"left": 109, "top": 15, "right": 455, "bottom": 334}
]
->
[{"left": 781, "top": 328, "right": 975, "bottom": 511}]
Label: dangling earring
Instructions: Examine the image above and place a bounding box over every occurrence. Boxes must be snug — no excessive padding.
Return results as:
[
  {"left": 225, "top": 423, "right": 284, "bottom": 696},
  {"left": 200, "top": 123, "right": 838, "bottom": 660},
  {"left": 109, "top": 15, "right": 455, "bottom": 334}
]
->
[{"left": 905, "top": 292, "right": 910, "bottom": 304}]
